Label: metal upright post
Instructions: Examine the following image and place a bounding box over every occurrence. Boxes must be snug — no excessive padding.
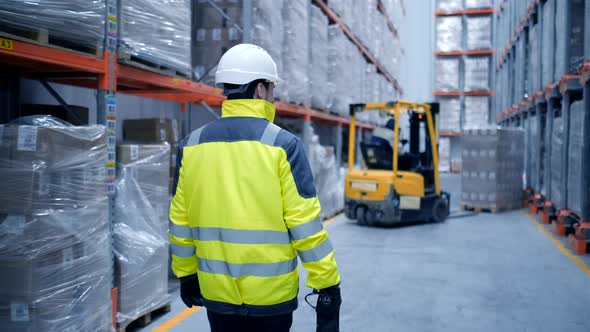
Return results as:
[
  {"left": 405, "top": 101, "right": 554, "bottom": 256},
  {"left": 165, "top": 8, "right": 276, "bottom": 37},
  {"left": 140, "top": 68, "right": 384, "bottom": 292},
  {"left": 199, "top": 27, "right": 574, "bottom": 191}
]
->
[
  {"left": 241, "top": 0, "right": 253, "bottom": 43},
  {"left": 97, "top": 0, "right": 118, "bottom": 328},
  {"left": 336, "top": 124, "right": 343, "bottom": 167},
  {"left": 581, "top": 76, "right": 590, "bottom": 220},
  {"left": 544, "top": 98, "right": 554, "bottom": 199},
  {"left": 586, "top": 0, "right": 590, "bottom": 60},
  {"left": 560, "top": 90, "right": 570, "bottom": 207},
  {"left": 534, "top": 103, "right": 543, "bottom": 191}
]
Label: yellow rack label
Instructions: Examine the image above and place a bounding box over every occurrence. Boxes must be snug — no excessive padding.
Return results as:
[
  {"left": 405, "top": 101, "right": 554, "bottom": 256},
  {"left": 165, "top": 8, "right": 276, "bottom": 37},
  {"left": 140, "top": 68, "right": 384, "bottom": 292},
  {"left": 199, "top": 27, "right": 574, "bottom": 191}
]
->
[{"left": 0, "top": 38, "right": 14, "bottom": 51}]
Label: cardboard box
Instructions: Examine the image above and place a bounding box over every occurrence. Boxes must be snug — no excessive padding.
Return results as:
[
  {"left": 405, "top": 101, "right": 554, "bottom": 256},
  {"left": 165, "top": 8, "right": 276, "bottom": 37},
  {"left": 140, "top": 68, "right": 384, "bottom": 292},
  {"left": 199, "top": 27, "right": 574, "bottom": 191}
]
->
[
  {"left": 0, "top": 125, "right": 106, "bottom": 215},
  {"left": 193, "top": 6, "right": 242, "bottom": 30},
  {"left": 122, "top": 118, "right": 180, "bottom": 145}
]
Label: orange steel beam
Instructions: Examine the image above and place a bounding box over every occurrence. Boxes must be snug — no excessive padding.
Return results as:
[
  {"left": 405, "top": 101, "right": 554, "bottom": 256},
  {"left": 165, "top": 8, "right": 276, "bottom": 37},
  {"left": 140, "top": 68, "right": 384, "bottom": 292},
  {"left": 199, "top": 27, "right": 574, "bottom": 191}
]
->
[
  {"left": 440, "top": 131, "right": 464, "bottom": 137},
  {"left": 433, "top": 91, "right": 462, "bottom": 96},
  {"left": 0, "top": 39, "right": 106, "bottom": 74},
  {"left": 435, "top": 8, "right": 496, "bottom": 16}
]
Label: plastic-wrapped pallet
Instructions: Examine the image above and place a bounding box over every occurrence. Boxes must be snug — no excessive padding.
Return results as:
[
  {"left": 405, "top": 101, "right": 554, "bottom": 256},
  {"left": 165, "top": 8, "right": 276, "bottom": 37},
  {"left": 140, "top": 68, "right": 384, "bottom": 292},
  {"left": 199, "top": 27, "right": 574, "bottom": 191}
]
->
[
  {"left": 466, "top": 16, "right": 492, "bottom": 50},
  {"left": 435, "top": 57, "right": 460, "bottom": 91},
  {"left": 310, "top": 4, "right": 329, "bottom": 110},
  {"left": 439, "top": 137, "right": 451, "bottom": 173},
  {"left": 465, "top": 0, "right": 493, "bottom": 8},
  {"left": 281, "top": 0, "right": 309, "bottom": 105},
  {"left": 307, "top": 129, "right": 345, "bottom": 218},
  {"left": 0, "top": 0, "right": 105, "bottom": 54},
  {"left": 464, "top": 56, "right": 490, "bottom": 91},
  {"left": 542, "top": 111, "right": 552, "bottom": 196},
  {"left": 541, "top": 0, "right": 556, "bottom": 87},
  {"left": 438, "top": 97, "right": 462, "bottom": 132},
  {"left": 192, "top": 0, "right": 283, "bottom": 86},
  {"left": 328, "top": 25, "right": 350, "bottom": 116},
  {"left": 567, "top": 102, "right": 586, "bottom": 217},
  {"left": 115, "top": 144, "right": 170, "bottom": 329},
  {"left": 0, "top": 116, "right": 112, "bottom": 331},
  {"left": 461, "top": 128, "right": 525, "bottom": 211},
  {"left": 120, "top": 0, "right": 191, "bottom": 77},
  {"left": 464, "top": 96, "right": 489, "bottom": 129},
  {"left": 554, "top": 0, "right": 585, "bottom": 77},
  {"left": 551, "top": 117, "right": 564, "bottom": 208},
  {"left": 436, "top": 16, "right": 462, "bottom": 52},
  {"left": 529, "top": 25, "right": 541, "bottom": 93},
  {"left": 437, "top": 0, "right": 463, "bottom": 11}
]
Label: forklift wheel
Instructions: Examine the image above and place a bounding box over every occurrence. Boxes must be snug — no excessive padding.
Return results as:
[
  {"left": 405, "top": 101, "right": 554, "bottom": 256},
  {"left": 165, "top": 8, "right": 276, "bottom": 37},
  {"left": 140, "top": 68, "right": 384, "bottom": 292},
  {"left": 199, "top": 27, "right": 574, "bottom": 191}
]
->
[
  {"left": 357, "top": 206, "right": 368, "bottom": 226},
  {"left": 431, "top": 198, "right": 449, "bottom": 223}
]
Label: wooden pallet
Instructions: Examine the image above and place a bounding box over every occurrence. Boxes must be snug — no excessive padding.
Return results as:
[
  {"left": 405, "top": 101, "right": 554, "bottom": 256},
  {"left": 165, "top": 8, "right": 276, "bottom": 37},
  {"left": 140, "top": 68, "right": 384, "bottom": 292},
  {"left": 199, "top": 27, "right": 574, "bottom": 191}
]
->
[
  {"left": 117, "top": 302, "right": 171, "bottom": 332},
  {"left": 460, "top": 203, "right": 517, "bottom": 214},
  {"left": 118, "top": 48, "right": 191, "bottom": 79},
  {"left": 0, "top": 23, "right": 102, "bottom": 57}
]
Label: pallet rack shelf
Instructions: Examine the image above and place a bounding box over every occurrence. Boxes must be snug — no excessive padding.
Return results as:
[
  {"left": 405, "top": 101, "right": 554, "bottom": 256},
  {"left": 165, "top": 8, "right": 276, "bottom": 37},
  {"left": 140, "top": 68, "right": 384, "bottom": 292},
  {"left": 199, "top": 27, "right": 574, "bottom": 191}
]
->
[
  {"left": 434, "top": 50, "right": 495, "bottom": 56},
  {"left": 312, "top": 0, "right": 402, "bottom": 94}
]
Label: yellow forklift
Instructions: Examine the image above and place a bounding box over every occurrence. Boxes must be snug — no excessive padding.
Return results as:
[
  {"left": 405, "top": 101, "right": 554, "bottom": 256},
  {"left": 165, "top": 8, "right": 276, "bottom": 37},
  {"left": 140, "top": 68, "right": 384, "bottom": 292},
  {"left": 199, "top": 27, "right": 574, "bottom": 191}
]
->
[{"left": 344, "top": 101, "right": 450, "bottom": 225}]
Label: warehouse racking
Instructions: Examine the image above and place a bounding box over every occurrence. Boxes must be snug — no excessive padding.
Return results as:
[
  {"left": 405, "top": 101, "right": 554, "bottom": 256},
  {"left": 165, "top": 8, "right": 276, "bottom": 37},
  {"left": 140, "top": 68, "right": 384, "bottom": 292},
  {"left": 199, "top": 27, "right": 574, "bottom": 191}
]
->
[
  {"left": 494, "top": 0, "right": 589, "bottom": 252},
  {"left": 433, "top": 1, "right": 496, "bottom": 139},
  {"left": 0, "top": 0, "right": 406, "bottom": 328}
]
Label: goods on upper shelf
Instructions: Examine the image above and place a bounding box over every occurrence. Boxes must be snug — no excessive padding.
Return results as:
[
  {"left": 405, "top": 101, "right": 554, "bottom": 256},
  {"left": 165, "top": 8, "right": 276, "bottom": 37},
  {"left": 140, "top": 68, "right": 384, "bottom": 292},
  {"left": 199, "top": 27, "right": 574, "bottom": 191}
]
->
[
  {"left": 119, "top": 0, "right": 191, "bottom": 77},
  {"left": 0, "top": 0, "right": 105, "bottom": 55}
]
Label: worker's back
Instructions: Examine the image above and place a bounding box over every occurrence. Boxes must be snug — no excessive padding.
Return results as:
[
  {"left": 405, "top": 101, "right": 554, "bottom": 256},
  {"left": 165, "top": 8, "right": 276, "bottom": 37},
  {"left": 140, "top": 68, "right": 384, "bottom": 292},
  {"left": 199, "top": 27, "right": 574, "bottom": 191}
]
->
[{"left": 169, "top": 99, "right": 339, "bottom": 316}]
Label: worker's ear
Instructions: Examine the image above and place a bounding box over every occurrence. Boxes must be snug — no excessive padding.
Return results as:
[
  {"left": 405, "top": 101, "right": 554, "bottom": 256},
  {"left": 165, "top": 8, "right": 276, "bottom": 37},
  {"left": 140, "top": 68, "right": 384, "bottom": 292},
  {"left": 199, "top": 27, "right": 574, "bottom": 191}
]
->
[{"left": 255, "top": 83, "right": 266, "bottom": 99}]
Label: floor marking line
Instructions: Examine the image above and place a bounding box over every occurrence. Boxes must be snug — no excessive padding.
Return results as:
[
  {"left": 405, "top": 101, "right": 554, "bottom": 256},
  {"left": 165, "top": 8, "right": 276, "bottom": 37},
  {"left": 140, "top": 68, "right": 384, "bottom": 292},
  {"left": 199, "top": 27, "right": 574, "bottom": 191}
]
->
[
  {"left": 151, "top": 306, "right": 202, "bottom": 332},
  {"left": 523, "top": 212, "right": 590, "bottom": 278},
  {"left": 153, "top": 213, "right": 343, "bottom": 331},
  {"left": 323, "top": 213, "right": 343, "bottom": 227}
]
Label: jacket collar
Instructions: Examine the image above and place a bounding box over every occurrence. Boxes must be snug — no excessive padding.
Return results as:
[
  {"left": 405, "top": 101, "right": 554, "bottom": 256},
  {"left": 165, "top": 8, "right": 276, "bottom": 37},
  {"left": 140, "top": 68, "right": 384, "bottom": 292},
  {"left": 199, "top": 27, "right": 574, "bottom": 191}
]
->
[{"left": 221, "top": 99, "right": 276, "bottom": 122}]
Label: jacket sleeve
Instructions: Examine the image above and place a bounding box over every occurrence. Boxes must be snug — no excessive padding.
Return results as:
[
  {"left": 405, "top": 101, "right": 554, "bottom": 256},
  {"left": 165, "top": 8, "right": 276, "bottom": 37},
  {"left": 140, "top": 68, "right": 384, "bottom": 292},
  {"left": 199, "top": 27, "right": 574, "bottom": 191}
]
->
[
  {"left": 279, "top": 137, "right": 341, "bottom": 290},
  {"left": 169, "top": 140, "right": 198, "bottom": 278}
]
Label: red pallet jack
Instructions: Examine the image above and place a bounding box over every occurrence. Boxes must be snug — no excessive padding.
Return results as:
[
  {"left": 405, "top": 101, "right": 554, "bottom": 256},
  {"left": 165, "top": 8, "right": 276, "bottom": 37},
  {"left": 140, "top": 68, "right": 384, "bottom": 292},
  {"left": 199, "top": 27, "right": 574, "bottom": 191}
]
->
[
  {"left": 553, "top": 209, "right": 579, "bottom": 237},
  {"left": 529, "top": 193, "right": 544, "bottom": 215},
  {"left": 568, "top": 223, "right": 590, "bottom": 255},
  {"left": 542, "top": 200, "right": 557, "bottom": 224}
]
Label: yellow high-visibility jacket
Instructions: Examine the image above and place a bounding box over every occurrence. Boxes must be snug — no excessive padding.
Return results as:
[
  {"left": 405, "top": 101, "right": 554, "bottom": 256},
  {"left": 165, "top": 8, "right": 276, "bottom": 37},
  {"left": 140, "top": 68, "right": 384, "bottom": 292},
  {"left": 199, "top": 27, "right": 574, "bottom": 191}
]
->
[{"left": 169, "top": 99, "right": 340, "bottom": 316}]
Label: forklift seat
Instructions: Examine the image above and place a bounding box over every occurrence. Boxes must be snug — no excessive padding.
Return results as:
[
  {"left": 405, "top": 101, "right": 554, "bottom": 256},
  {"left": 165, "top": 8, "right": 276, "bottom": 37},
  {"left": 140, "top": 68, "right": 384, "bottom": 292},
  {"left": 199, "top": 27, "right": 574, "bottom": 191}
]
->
[{"left": 360, "top": 142, "right": 419, "bottom": 171}]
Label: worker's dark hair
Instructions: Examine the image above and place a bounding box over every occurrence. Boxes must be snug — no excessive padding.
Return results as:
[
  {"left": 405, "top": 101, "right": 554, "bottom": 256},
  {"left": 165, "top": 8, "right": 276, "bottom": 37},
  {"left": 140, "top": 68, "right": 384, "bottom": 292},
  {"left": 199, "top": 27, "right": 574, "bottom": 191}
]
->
[{"left": 225, "top": 79, "right": 269, "bottom": 100}]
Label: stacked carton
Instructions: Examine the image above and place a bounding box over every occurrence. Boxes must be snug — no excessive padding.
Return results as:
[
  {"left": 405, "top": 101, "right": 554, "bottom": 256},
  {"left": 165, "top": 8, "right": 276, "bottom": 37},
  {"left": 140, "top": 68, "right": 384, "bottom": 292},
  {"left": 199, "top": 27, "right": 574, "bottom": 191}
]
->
[
  {"left": 310, "top": 4, "right": 329, "bottom": 110},
  {"left": 0, "top": 118, "right": 112, "bottom": 331},
  {"left": 122, "top": 118, "right": 179, "bottom": 191},
  {"left": 192, "top": 0, "right": 283, "bottom": 86},
  {"left": 439, "top": 137, "right": 451, "bottom": 173},
  {"left": 567, "top": 102, "right": 587, "bottom": 218},
  {"left": 461, "top": 128, "right": 525, "bottom": 211},
  {"left": 114, "top": 144, "right": 170, "bottom": 328}
]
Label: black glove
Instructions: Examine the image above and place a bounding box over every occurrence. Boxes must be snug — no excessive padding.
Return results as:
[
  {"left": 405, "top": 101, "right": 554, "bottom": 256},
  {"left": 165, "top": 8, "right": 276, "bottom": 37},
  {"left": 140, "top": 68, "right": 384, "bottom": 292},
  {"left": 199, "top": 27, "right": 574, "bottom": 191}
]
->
[
  {"left": 315, "top": 285, "right": 342, "bottom": 332},
  {"left": 179, "top": 274, "right": 204, "bottom": 308}
]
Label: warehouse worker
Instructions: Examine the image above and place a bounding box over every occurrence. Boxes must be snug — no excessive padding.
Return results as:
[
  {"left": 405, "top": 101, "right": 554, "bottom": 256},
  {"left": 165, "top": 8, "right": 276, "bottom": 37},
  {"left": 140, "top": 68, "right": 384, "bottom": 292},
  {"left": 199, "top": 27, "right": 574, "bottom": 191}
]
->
[{"left": 169, "top": 44, "right": 342, "bottom": 332}]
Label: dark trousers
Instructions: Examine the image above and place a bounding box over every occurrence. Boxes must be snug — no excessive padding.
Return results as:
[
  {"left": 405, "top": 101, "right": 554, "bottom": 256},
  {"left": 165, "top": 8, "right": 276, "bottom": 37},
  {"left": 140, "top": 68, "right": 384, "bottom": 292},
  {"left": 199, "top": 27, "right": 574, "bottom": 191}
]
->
[{"left": 207, "top": 310, "right": 293, "bottom": 332}]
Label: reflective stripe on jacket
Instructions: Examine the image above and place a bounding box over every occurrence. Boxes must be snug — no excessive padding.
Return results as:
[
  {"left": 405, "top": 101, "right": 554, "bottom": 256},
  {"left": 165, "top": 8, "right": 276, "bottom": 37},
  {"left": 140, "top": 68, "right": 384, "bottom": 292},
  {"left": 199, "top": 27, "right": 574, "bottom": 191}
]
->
[{"left": 169, "top": 99, "right": 340, "bottom": 316}]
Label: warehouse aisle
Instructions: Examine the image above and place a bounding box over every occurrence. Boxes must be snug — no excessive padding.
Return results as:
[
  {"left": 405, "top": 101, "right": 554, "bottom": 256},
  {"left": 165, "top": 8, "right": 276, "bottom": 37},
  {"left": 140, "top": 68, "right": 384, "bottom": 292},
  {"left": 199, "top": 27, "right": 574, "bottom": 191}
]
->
[{"left": 143, "top": 175, "right": 590, "bottom": 332}]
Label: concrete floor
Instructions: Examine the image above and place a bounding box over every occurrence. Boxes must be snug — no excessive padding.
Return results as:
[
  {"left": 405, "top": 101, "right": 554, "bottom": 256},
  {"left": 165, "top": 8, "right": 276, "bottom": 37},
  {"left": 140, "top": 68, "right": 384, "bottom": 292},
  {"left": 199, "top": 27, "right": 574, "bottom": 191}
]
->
[{"left": 138, "top": 174, "right": 590, "bottom": 332}]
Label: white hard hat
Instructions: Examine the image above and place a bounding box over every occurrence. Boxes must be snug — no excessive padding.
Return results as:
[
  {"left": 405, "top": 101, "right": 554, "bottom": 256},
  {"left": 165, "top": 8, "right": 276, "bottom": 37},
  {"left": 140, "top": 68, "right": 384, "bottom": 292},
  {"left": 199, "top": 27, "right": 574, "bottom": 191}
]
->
[{"left": 215, "top": 44, "right": 281, "bottom": 88}]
